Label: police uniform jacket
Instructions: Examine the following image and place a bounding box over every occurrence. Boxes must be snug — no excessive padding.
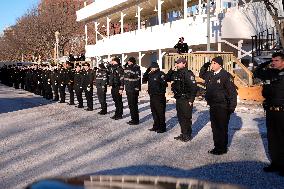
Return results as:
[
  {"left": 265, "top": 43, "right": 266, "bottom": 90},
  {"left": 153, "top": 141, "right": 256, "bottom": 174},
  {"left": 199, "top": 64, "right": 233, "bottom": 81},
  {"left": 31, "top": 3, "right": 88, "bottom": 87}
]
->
[
  {"left": 58, "top": 68, "right": 67, "bottom": 86},
  {"left": 254, "top": 62, "right": 284, "bottom": 108},
  {"left": 199, "top": 62, "right": 237, "bottom": 111},
  {"left": 50, "top": 69, "right": 59, "bottom": 85},
  {"left": 66, "top": 68, "right": 75, "bottom": 85},
  {"left": 82, "top": 69, "right": 95, "bottom": 90},
  {"left": 166, "top": 68, "right": 197, "bottom": 102},
  {"left": 124, "top": 64, "right": 141, "bottom": 93},
  {"left": 74, "top": 70, "right": 83, "bottom": 91},
  {"left": 143, "top": 69, "right": 167, "bottom": 95},
  {"left": 95, "top": 68, "right": 108, "bottom": 88},
  {"left": 108, "top": 64, "right": 124, "bottom": 90}
]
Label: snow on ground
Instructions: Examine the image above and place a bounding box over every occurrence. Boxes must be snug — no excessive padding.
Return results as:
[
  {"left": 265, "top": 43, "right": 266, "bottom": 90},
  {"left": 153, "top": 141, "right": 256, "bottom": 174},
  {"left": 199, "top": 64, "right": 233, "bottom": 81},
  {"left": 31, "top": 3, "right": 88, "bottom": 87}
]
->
[{"left": 0, "top": 84, "right": 283, "bottom": 189}]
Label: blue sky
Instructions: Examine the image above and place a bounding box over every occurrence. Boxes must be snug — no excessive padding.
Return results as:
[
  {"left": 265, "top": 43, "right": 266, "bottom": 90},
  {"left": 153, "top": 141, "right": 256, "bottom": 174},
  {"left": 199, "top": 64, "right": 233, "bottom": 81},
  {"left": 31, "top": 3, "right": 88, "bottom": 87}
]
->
[{"left": 0, "top": 0, "right": 39, "bottom": 33}]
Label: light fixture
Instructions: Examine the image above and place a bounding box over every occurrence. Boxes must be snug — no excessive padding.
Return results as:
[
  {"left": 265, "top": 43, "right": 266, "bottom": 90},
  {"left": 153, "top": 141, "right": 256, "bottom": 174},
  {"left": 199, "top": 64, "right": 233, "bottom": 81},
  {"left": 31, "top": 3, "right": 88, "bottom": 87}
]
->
[
  {"left": 154, "top": 5, "right": 158, "bottom": 12},
  {"left": 102, "top": 24, "right": 105, "bottom": 28},
  {"left": 135, "top": 12, "right": 138, "bottom": 17}
]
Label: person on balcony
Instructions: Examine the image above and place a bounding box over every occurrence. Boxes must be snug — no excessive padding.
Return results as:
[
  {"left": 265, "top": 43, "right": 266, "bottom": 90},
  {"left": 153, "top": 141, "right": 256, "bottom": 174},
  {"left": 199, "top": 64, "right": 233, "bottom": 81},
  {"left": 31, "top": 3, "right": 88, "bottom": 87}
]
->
[
  {"left": 166, "top": 57, "right": 198, "bottom": 142},
  {"left": 143, "top": 61, "right": 168, "bottom": 133},
  {"left": 253, "top": 52, "right": 284, "bottom": 177},
  {"left": 199, "top": 56, "right": 237, "bottom": 155},
  {"left": 109, "top": 57, "right": 124, "bottom": 120},
  {"left": 174, "top": 37, "right": 189, "bottom": 54},
  {"left": 124, "top": 57, "right": 141, "bottom": 125}
]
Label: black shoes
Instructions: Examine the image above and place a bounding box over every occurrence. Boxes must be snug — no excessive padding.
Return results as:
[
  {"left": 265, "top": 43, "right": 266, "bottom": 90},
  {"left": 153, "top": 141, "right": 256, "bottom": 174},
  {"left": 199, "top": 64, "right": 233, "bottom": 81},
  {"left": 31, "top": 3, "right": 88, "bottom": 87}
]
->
[
  {"left": 174, "top": 134, "right": 191, "bottom": 142},
  {"left": 127, "top": 120, "right": 139, "bottom": 125},
  {"left": 85, "top": 108, "right": 93, "bottom": 111},
  {"left": 76, "top": 105, "right": 84, "bottom": 108},
  {"left": 58, "top": 101, "right": 65, "bottom": 103},
  {"left": 208, "top": 148, "right": 228, "bottom": 155},
  {"left": 98, "top": 110, "right": 107, "bottom": 115},
  {"left": 67, "top": 102, "right": 75, "bottom": 105},
  {"left": 111, "top": 115, "right": 123, "bottom": 120}
]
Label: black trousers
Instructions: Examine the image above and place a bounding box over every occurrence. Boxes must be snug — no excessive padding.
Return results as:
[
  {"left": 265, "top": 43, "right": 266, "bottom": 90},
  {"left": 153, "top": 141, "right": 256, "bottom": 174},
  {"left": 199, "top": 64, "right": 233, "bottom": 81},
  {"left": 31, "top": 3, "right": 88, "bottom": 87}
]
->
[
  {"left": 176, "top": 97, "right": 193, "bottom": 138},
  {"left": 52, "top": 83, "right": 59, "bottom": 100},
  {"left": 59, "top": 84, "right": 66, "bottom": 102},
  {"left": 266, "top": 110, "right": 284, "bottom": 170},
  {"left": 67, "top": 84, "right": 74, "bottom": 104},
  {"left": 209, "top": 105, "right": 231, "bottom": 150},
  {"left": 97, "top": 86, "right": 107, "bottom": 112},
  {"left": 111, "top": 87, "right": 123, "bottom": 117},
  {"left": 44, "top": 84, "right": 53, "bottom": 100},
  {"left": 75, "top": 88, "right": 83, "bottom": 107},
  {"left": 150, "top": 94, "right": 166, "bottom": 131},
  {"left": 84, "top": 88, "right": 93, "bottom": 109},
  {"left": 126, "top": 91, "right": 139, "bottom": 123}
]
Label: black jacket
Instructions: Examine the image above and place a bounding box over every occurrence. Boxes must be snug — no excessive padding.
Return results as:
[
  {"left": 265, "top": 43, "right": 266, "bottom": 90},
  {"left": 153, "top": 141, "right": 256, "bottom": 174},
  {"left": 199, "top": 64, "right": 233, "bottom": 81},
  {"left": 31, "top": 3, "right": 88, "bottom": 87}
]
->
[
  {"left": 253, "top": 62, "right": 284, "bottom": 106},
  {"left": 82, "top": 69, "right": 95, "bottom": 90},
  {"left": 96, "top": 68, "right": 108, "bottom": 88},
  {"left": 108, "top": 64, "right": 124, "bottom": 90},
  {"left": 199, "top": 62, "right": 237, "bottom": 111},
  {"left": 74, "top": 70, "right": 83, "bottom": 90},
  {"left": 166, "top": 68, "right": 197, "bottom": 102},
  {"left": 124, "top": 63, "right": 141, "bottom": 93},
  {"left": 143, "top": 69, "right": 167, "bottom": 95}
]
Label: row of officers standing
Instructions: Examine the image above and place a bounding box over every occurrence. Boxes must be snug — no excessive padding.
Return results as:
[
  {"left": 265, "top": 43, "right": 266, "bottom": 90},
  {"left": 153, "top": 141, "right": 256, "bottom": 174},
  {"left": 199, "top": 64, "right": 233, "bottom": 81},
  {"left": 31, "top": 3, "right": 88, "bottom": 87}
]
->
[
  {"left": 1, "top": 53, "right": 283, "bottom": 176},
  {"left": 0, "top": 56, "right": 237, "bottom": 155}
]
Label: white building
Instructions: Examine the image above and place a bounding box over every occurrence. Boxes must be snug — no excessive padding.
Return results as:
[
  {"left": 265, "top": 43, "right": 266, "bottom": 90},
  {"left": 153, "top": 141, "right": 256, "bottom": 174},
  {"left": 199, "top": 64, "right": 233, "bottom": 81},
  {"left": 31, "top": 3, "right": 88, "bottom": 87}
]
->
[{"left": 76, "top": 0, "right": 283, "bottom": 69}]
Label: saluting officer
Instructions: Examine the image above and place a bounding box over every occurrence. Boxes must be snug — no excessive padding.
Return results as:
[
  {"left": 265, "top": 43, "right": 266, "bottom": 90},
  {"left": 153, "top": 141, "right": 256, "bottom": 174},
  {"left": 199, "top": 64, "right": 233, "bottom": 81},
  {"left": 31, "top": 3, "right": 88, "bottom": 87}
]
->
[
  {"left": 253, "top": 52, "right": 284, "bottom": 176},
  {"left": 74, "top": 63, "right": 84, "bottom": 108},
  {"left": 166, "top": 57, "right": 198, "bottom": 142},
  {"left": 124, "top": 57, "right": 141, "bottom": 125},
  {"left": 199, "top": 56, "right": 237, "bottom": 155},
  {"left": 143, "top": 61, "right": 167, "bottom": 133},
  {"left": 96, "top": 62, "right": 109, "bottom": 115},
  {"left": 109, "top": 57, "right": 124, "bottom": 120},
  {"left": 82, "top": 62, "right": 95, "bottom": 111}
]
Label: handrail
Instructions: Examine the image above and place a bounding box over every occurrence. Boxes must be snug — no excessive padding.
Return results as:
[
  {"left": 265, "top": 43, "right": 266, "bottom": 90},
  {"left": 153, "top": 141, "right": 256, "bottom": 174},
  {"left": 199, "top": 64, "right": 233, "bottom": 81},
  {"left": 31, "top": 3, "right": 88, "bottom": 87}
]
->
[{"left": 164, "top": 52, "right": 254, "bottom": 87}]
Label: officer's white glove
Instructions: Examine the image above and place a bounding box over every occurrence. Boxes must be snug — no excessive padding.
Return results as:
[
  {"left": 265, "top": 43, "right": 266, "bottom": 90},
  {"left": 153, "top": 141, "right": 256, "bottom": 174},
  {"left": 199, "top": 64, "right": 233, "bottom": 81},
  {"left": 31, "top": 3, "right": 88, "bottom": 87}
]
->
[{"left": 87, "top": 87, "right": 91, "bottom": 91}]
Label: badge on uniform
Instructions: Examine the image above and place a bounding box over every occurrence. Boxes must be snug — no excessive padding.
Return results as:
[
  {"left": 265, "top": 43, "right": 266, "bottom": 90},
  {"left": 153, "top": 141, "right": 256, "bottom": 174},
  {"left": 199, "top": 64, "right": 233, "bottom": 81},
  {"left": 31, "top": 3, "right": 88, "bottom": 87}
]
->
[
  {"left": 217, "top": 79, "right": 221, "bottom": 84},
  {"left": 279, "top": 72, "right": 284, "bottom": 76},
  {"left": 191, "top": 76, "right": 196, "bottom": 83}
]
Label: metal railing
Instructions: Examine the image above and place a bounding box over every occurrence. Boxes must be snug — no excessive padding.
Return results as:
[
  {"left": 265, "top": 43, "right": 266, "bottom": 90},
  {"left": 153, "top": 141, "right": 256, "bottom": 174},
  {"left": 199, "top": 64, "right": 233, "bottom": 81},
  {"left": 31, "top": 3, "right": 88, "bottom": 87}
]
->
[{"left": 164, "top": 52, "right": 254, "bottom": 86}]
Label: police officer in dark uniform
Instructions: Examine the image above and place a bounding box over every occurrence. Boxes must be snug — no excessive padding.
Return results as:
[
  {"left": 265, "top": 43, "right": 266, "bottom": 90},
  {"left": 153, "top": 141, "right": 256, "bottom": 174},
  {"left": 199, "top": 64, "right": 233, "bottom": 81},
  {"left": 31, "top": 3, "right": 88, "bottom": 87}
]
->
[
  {"left": 50, "top": 65, "right": 60, "bottom": 101},
  {"left": 96, "top": 62, "right": 109, "bottom": 115},
  {"left": 66, "top": 62, "right": 75, "bottom": 105},
  {"left": 74, "top": 63, "right": 84, "bottom": 108},
  {"left": 58, "top": 63, "right": 67, "bottom": 103},
  {"left": 82, "top": 62, "right": 95, "bottom": 111},
  {"left": 124, "top": 57, "right": 141, "bottom": 125},
  {"left": 143, "top": 61, "right": 167, "bottom": 133},
  {"left": 109, "top": 57, "right": 124, "bottom": 120},
  {"left": 253, "top": 52, "right": 284, "bottom": 176},
  {"left": 174, "top": 37, "right": 189, "bottom": 54},
  {"left": 200, "top": 56, "right": 237, "bottom": 155},
  {"left": 166, "top": 57, "right": 198, "bottom": 142}
]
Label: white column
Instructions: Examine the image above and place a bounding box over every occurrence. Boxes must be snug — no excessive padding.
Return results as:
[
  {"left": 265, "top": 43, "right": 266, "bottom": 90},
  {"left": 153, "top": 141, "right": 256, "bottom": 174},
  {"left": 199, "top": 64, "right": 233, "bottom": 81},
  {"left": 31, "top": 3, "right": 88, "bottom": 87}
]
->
[
  {"left": 158, "top": 0, "right": 164, "bottom": 25},
  {"left": 107, "top": 17, "right": 111, "bottom": 38},
  {"left": 84, "top": 2, "right": 88, "bottom": 46},
  {"left": 216, "top": 0, "right": 221, "bottom": 14},
  {"left": 122, "top": 53, "right": 128, "bottom": 65},
  {"left": 139, "top": 52, "right": 145, "bottom": 67},
  {"left": 199, "top": 0, "right": 202, "bottom": 15},
  {"left": 158, "top": 49, "right": 166, "bottom": 69},
  {"left": 218, "top": 42, "right": 222, "bottom": 51},
  {"left": 184, "top": 0, "right": 187, "bottom": 19},
  {"left": 238, "top": 40, "right": 243, "bottom": 59},
  {"left": 120, "top": 12, "right": 126, "bottom": 34},
  {"left": 95, "top": 22, "right": 100, "bottom": 43},
  {"left": 137, "top": 6, "right": 143, "bottom": 29}
]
